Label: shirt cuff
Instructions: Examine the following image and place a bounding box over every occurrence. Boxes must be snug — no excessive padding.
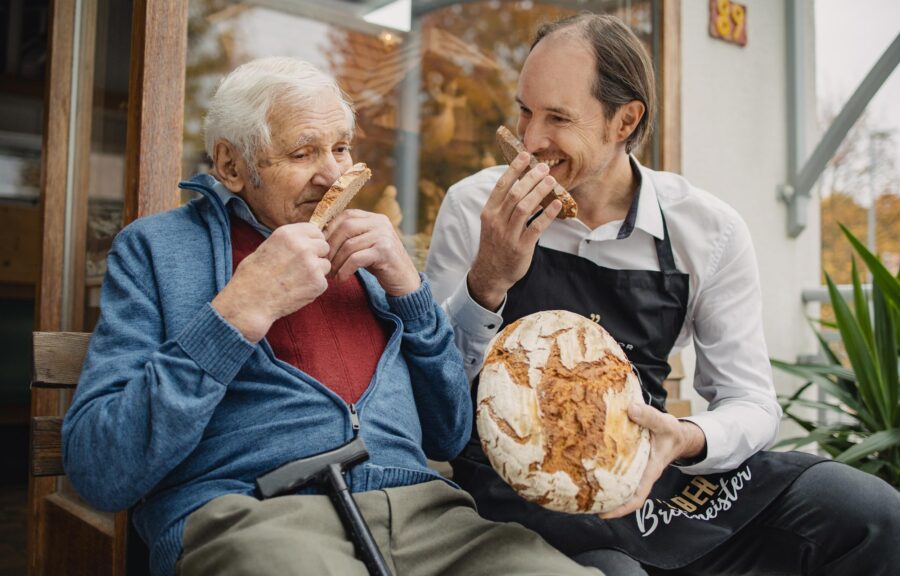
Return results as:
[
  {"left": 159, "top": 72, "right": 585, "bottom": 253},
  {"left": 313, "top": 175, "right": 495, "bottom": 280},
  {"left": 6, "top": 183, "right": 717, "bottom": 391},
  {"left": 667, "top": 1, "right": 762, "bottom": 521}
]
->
[
  {"left": 445, "top": 274, "right": 505, "bottom": 340},
  {"left": 445, "top": 275, "right": 505, "bottom": 380},
  {"left": 672, "top": 412, "right": 727, "bottom": 473}
]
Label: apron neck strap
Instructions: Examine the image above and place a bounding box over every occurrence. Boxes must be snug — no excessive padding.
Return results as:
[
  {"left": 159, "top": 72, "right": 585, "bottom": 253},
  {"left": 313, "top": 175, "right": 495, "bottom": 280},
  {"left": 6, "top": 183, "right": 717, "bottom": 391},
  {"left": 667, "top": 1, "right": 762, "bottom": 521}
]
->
[{"left": 655, "top": 208, "right": 678, "bottom": 274}]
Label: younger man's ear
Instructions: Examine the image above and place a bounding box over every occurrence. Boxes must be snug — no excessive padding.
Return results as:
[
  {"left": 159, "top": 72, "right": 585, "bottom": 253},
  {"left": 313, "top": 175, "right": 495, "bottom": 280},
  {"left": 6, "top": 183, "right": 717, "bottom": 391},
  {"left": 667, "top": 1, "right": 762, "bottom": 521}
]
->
[
  {"left": 212, "top": 141, "right": 246, "bottom": 193},
  {"left": 613, "top": 100, "right": 646, "bottom": 146}
]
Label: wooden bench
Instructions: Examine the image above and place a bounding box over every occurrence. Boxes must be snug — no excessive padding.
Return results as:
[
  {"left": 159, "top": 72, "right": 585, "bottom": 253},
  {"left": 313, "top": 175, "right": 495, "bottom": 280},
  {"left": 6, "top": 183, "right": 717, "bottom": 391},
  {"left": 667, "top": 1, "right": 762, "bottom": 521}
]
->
[{"left": 30, "top": 332, "right": 148, "bottom": 576}]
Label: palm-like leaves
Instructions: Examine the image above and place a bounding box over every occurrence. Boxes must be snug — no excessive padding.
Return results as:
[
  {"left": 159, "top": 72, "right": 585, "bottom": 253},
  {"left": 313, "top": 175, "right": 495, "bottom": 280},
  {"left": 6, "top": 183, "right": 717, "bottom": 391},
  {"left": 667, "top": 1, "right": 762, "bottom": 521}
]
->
[{"left": 773, "top": 225, "right": 900, "bottom": 488}]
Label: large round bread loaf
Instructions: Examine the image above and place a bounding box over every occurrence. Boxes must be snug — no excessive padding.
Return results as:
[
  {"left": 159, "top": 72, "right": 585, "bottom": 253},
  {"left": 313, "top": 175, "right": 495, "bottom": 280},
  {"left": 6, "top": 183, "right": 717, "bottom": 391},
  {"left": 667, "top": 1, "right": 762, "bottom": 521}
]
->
[{"left": 476, "top": 310, "right": 650, "bottom": 514}]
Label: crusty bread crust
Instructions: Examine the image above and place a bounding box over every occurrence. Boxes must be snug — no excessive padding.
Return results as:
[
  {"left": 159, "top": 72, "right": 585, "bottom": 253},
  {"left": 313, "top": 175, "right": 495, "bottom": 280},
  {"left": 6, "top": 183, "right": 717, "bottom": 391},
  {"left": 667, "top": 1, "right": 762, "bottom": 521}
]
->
[
  {"left": 477, "top": 310, "right": 650, "bottom": 514},
  {"left": 309, "top": 162, "right": 372, "bottom": 229},
  {"left": 495, "top": 126, "right": 578, "bottom": 219}
]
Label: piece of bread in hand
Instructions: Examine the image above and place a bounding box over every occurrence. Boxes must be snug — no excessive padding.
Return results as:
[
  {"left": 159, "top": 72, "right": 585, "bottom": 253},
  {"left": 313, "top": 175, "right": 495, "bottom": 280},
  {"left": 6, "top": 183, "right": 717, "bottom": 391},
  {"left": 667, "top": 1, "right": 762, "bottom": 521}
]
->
[
  {"left": 309, "top": 163, "right": 372, "bottom": 229},
  {"left": 495, "top": 126, "right": 577, "bottom": 219},
  {"left": 477, "top": 310, "right": 650, "bottom": 514}
]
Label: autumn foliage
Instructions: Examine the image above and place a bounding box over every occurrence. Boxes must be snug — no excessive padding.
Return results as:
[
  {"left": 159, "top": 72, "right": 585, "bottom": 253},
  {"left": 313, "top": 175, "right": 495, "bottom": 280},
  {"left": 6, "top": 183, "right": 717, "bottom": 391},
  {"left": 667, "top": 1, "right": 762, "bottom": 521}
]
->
[{"left": 821, "top": 193, "right": 900, "bottom": 283}]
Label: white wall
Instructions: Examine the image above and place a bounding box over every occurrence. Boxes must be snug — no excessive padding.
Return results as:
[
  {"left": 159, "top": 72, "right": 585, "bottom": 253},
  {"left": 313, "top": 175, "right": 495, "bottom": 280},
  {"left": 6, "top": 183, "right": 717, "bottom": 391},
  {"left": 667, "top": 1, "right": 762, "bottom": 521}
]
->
[{"left": 679, "top": 0, "right": 821, "bottom": 432}]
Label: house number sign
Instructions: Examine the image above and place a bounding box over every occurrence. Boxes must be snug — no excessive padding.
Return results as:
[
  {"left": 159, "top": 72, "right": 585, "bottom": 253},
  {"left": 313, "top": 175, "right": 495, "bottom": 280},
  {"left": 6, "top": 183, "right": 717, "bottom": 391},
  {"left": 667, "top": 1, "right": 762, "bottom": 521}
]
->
[{"left": 709, "top": 0, "right": 748, "bottom": 47}]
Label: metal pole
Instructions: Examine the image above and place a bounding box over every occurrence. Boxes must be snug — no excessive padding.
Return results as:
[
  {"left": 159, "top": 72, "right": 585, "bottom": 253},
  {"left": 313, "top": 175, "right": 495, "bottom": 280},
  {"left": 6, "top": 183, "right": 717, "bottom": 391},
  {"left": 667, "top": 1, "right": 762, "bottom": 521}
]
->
[
  {"left": 779, "top": 2, "right": 900, "bottom": 238},
  {"left": 865, "top": 131, "right": 892, "bottom": 281},
  {"left": 62, "top": 0, "right": 85, "bottom": 332},
  {"left": 395, "top": 19, "right": 421, "bottom": 237},
  {"left": 867, "top": 134, "right": 877, "bottom": 282}
]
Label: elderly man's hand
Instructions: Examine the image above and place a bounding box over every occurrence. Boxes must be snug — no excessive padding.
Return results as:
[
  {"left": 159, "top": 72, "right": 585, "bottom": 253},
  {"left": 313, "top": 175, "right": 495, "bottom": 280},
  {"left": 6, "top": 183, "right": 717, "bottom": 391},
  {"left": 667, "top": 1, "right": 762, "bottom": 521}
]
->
[
  {"left": 467, "top": 152, "right": 562, "bottom": 311},
  {"left": 599, "top": 403, "right": 707, "bottom": 520},
  {"left": 325, "top": 209, "right": 421, "bottom": 297},
  {"left": 212, "top": 223, "right": 331, "bottom": 343}
]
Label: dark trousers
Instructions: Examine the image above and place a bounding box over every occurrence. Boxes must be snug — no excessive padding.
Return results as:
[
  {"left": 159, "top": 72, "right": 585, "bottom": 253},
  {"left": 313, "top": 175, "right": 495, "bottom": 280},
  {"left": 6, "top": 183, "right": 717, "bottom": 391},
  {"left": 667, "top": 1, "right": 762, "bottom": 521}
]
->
[{"left": 574, "top": 461, "right": 900, "bottom": 576}]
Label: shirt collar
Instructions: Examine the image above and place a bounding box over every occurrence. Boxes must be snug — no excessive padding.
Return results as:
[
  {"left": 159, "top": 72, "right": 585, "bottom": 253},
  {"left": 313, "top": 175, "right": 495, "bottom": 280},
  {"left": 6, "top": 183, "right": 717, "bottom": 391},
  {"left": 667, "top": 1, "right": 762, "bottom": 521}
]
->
[
  {"left": 618, "top": 156, "right": 664, "bottom": 241},
  {"left": 210, "top": 178, "right": 273, "bottom": 238}
]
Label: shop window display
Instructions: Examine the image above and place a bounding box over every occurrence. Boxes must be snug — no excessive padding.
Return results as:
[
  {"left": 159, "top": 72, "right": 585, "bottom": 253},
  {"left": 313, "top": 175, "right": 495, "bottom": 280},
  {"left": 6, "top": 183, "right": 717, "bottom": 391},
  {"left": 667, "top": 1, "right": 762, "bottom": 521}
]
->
[{"left": 184, "top": 1, "right": 654, "bottom": 268}]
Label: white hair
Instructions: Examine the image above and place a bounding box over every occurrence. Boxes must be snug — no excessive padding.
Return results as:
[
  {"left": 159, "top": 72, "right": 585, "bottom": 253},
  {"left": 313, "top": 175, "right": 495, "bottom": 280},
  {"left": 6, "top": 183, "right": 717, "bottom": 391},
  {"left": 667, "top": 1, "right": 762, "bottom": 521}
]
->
[{"left": 204, "top": 57, "right": 355, "bottom": 185}]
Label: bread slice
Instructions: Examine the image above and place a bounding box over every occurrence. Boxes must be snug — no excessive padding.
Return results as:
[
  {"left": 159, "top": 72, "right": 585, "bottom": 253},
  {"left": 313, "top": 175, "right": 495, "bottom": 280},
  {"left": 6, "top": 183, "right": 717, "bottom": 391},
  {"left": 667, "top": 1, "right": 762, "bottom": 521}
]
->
[
  {"left": 495, "top": 126, "right": 577, "bottom": 219},
  {"left": 477, "top": 310, "right": 650, "bottom": 514},
  {"left": 309, "top": 163, "right": 372, "bottom": 229}
]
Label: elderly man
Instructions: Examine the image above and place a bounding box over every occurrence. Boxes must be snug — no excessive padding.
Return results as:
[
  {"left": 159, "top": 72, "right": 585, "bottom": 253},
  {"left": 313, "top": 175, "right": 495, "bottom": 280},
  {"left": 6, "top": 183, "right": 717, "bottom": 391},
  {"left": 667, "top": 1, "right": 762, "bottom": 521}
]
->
[
  {"left": 426, "top": 13, "right": 899, "bottom": 576},
  {"left": 62, "top": 57, "right": 600, "bottom": 576}
]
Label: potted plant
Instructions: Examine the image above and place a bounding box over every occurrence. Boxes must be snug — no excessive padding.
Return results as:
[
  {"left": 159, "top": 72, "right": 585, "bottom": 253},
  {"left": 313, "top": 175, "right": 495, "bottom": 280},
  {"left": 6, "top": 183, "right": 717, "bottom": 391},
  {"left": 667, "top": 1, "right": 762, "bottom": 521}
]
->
[{"left": 772, "top": 225, "right": 899, "bottom": 488}]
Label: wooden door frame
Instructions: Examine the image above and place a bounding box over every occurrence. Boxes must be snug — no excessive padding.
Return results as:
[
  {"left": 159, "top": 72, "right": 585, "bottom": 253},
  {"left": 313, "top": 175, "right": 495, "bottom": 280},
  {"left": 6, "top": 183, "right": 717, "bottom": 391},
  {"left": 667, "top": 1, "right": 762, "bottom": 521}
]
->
[
  {"left": 659, "top": 0, "right": 682, "bottom": 174},
  {"left": 29, "top": 0, "right": 187, "bottom": 574},
  {"left": 124, "top": 0, "right": 187, "bottom": 222},
  {"left": 30, "top": 0, "right": 78, "bottom": 571}
]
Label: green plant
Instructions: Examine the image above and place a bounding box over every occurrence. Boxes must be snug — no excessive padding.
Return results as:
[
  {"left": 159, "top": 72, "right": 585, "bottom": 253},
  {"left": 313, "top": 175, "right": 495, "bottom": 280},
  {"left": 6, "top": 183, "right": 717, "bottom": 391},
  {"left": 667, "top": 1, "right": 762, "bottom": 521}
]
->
[{"left": 772, "top": 224, "right": 900, "bottom": 488}]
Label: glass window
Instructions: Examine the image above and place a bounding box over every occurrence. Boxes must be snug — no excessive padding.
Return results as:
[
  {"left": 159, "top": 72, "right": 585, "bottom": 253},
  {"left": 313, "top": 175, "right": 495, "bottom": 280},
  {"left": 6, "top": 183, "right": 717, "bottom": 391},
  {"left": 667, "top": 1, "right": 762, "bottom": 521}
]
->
[
  {"left": 80, "top": 0, "right": 133, "bottom": 330},
  {"left": 0, "top": 0, "right": 132, "bottom": 334},
  {"left": 0, "top": 0, "right": 48, "bottom": 405},
  {"left": 815, "top": 0, "right": 900, "bottom": 280},
  {"left": 184, "top": 1, "right": 656, "bottom": 268},
  {"left": 0, "top": 0, "right": 46, "bottom": 203}
]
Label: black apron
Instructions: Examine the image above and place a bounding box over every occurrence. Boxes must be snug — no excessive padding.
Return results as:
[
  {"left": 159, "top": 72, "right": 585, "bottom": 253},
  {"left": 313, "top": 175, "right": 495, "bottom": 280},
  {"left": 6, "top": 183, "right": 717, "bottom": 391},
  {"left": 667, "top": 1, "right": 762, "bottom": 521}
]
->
[{"left": 451, "top": 210, "right": 823, "bottom": 570}]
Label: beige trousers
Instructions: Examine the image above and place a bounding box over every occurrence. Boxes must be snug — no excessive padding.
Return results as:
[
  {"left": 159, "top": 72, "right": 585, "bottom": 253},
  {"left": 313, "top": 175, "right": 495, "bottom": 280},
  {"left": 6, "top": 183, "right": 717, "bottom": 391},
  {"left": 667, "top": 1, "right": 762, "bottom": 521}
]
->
[{"left": 177, "top": 480, "right": 602, "bottom": 576}]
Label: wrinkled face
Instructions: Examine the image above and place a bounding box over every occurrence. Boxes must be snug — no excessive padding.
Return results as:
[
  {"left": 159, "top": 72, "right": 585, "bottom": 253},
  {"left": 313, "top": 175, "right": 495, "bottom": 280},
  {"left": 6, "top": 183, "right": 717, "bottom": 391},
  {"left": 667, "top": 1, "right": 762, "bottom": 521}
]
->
[
  {"left": 239, "top": 91, "right": 354, "bottom": 228},
  {"left": 516, "top": 34, "right": 618, "bottom": 195}
]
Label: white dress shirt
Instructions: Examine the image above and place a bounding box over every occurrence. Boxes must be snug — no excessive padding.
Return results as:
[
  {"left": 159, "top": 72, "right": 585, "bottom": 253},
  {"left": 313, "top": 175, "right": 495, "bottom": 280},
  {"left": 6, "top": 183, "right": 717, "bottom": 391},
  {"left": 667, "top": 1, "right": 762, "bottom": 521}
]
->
[{"left": 425, "top": 160, "right": 782, "bottom": 474}]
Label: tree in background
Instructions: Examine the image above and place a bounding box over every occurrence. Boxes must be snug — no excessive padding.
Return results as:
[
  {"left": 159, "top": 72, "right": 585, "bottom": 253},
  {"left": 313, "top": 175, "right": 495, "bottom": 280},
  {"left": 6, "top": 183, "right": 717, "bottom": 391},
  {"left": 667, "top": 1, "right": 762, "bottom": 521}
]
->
[
  {"left": 822, "top": 193, "right": 900, "bottom": 283},
  {"left": 819, "top": 109, "right": 899, "bottom": 283}
]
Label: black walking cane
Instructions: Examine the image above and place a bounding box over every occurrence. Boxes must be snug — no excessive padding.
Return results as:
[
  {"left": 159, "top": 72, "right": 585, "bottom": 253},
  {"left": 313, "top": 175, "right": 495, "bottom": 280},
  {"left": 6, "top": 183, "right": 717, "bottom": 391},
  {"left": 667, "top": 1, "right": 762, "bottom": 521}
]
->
[{"left": 256, "top": 436, "right": 392, "bottom": 576}]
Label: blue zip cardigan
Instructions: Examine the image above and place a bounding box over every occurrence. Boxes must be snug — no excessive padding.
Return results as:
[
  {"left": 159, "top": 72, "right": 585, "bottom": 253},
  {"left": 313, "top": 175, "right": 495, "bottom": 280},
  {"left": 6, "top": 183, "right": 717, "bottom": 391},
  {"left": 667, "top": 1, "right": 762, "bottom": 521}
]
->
[{"left": 61, "top": 174, "right": 472, "bottom": 576}]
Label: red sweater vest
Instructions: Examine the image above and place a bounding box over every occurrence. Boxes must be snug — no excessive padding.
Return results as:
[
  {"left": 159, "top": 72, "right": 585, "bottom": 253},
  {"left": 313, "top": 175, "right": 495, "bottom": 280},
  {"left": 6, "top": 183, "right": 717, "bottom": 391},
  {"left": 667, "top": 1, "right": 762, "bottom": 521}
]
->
[{"left": 229, "top": 217, "right": 388, "bottom": 404}]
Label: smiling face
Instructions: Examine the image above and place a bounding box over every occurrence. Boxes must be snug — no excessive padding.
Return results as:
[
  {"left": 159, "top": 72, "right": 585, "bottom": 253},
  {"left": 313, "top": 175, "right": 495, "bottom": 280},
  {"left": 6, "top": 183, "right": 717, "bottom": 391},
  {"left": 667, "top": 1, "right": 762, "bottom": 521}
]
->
[
  {"left": 516, "top": 33, "right": 622, "bottom": 196},
  {"left": 236, "top": 91, "right": 354, "bottom": 229}
]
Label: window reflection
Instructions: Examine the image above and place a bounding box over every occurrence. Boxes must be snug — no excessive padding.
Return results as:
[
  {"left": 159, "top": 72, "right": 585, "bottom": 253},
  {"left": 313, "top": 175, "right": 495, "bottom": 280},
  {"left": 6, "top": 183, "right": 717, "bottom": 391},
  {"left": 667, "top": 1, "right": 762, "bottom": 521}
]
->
[
  {"left": 81, "top": 0, "right": 132, "bottom": 330},
  {"left": 0, "top": 0, "right": 48, "bottom": 407},
  {"left": 184, "top": 1, "right": 654, "bottom": 268},
  {"left": 0, "top": 0, "right": 46, "bottom": 203}
]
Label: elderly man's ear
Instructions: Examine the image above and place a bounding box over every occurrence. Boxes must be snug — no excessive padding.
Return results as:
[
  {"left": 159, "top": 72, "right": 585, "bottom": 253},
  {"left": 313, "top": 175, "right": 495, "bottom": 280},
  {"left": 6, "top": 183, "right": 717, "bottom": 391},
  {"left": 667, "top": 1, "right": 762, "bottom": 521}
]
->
[
  {"left": 612, "top": 100, "right": 645, "bottom": 146},
  {"left": 213, "top": 141, "right": 248, "bottom": 193}
]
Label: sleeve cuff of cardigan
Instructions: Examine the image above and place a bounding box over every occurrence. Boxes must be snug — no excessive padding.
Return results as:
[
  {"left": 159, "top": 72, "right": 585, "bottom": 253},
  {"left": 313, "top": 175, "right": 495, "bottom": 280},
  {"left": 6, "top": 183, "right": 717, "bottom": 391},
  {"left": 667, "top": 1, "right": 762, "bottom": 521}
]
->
[
  {"left": 387, "top": 274, "right": 435, "bottom": 324},
  {"left": 176, "top": 302, "right": 256, "bottom": 385}
]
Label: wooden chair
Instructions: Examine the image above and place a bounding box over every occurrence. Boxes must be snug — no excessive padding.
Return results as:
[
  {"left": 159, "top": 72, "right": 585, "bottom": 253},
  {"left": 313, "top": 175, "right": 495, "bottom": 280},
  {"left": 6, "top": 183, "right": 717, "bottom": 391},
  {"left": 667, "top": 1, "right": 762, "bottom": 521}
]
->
[{"left": 30, "top": 332, "right": 148, "bottom": 576}]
